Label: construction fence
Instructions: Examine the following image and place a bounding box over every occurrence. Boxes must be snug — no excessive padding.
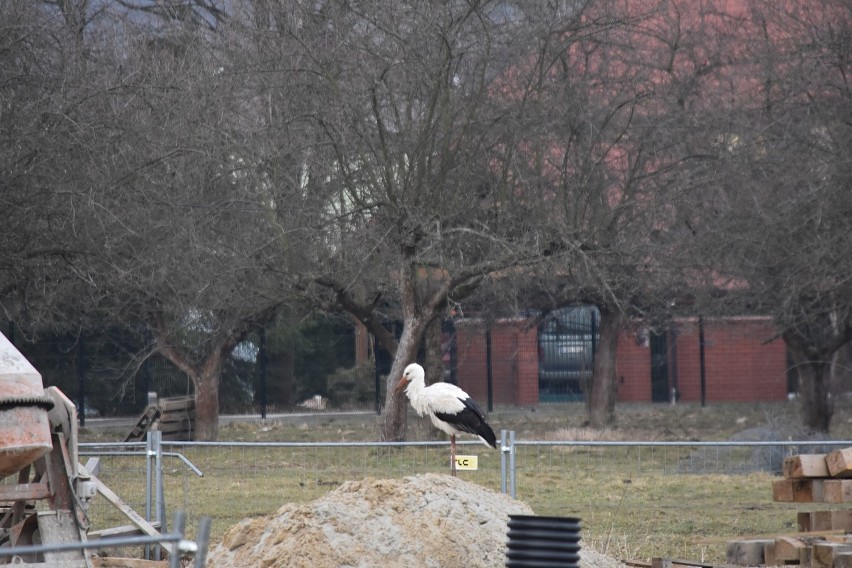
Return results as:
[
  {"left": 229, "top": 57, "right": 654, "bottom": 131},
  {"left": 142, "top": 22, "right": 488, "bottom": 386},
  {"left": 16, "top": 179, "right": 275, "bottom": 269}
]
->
[{"left": 75, "top": 435, "right": 852, "bottom": 564}]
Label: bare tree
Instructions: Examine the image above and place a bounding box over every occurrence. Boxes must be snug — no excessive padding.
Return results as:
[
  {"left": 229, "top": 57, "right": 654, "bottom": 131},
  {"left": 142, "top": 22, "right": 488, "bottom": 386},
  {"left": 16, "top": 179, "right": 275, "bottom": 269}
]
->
[
  {"left": 482, "top": 0, "right": 739, "bottom": 427},
  {"left": 0, "top": 1, "right": 310, "bottom": 439},
  {"left": 671, "top": 1, "right": 852, "bottom": 432},
  {"left": 245, "top": 1, "right": 584, "bottom": 440}
]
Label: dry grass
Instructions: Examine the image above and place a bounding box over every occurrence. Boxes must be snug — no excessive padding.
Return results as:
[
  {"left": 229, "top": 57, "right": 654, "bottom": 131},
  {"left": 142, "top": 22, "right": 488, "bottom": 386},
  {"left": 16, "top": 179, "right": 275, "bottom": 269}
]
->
[{"left": 79, "top": 399, "right": 852, "bottom": 565}]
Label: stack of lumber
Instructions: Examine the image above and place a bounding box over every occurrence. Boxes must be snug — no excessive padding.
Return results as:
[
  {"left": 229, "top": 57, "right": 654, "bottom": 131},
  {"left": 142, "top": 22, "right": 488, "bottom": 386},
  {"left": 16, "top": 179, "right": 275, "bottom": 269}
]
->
[
  {"left": 727, "top": 448, "right": 852, "bottom": 568},
  {"left": 124, "top": 395, "right": 196, "bottom": 442}
]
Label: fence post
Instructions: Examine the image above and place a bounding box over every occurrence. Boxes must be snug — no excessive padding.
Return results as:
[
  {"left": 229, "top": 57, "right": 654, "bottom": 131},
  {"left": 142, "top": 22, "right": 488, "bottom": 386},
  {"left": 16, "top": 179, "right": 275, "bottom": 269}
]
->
[
  {"left": 500, "top": 430, "right": 516, "bottom": 498},
  {"left": 170, "top": 511, "right": 186, "bottom": 568},
  {"left": 486, "top": 330, "right": 494, "bottom": 412},
  {"left": 77, "top": 337, "right": 86, "bottom": 427},
  {"left": 145, "top": 430, "right": 167, "bottom": 560},
  {"left": 259, "top": 327, "right": 268, "bottom": 419},
  {"left": 500, "top": 430, "right": 508, "bottom": 494},
  {"left": 155, "top": 430, "right": 166, "bottom": 561},
  {"left": 194, "top": 516, "right": 213, "bottom": 568},
  {"left": 145, "top": 431, "right": 154, "bottom": 560},
  {"left": 699, "top": 315, "right": 707, "bottom": 407},
  {"left": 509, "top": 430, "right": 516, "bottom": 499}
]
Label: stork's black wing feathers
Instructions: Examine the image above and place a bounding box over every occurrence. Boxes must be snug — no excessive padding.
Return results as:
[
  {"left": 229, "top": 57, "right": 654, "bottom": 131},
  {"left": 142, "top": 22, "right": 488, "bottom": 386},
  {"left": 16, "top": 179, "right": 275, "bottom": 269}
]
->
[{"left": 434, "top": 397, "right": 497, "bottom": 449}]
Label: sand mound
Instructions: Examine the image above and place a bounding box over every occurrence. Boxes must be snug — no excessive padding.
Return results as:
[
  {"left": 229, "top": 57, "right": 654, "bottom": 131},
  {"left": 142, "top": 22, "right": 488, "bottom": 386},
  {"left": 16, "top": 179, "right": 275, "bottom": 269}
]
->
[{"left": 207, "top": 473, "right": 627, "bottom": 568}]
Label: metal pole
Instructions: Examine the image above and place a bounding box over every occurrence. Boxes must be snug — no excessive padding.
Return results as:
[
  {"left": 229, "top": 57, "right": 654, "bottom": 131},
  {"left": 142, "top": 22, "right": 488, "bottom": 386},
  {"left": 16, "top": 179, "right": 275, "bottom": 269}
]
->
[
  {"left": 500, "top": 429, "right": 508, "bottom": 494},
  {"left": 259, "top": 327, "right": 268, "bottom": 420},
  {"left": 591, "top": 309, "right": 598, "bottom": 359},
  {"left": 699, "top": 315, "right": 707, "bottom": 407},
  {"left": 77, "top": 337, "right": 86, "bottom": 428},
  {"left": 194, "top": 516, "right": 213, "bottom": 568},
  {"left": 509, "top": 430, "right": 516, "bottom": 499},
  {"left": 374, "top": 336, "right": 382, "bottom": 415},
  {"left": 155, "top": 430, "right": 166, "bottom": 561},
  {"left": 170, "top": 510, "right": 186, "bottom": 568},
  {"left": 486, "top": 330, "right": 493, "bottom": 412},
  {"left": 145, "top": 432, "right": 154, "bottom": 560}
]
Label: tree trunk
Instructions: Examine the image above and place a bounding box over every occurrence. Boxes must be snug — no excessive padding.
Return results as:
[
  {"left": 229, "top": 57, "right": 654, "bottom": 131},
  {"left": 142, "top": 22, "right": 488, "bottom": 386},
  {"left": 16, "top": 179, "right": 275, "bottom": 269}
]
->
[
  {"left": 786, "top": 336, "right": 834, "bottom": 434},
  {"left": 380, "top": 319, "right": 426, "bottom": 441},
  {"left": 588, "top": 308, "right": 623, "bottom": 429},
  {"left": 193, "top": 356, "right": 224, "bottom": 441},
  {"left": 159, "top": 338, "right": 230, "bottom": 442},
  {"left": 423, "top": 317, "right": 444, "bottom": 385}
]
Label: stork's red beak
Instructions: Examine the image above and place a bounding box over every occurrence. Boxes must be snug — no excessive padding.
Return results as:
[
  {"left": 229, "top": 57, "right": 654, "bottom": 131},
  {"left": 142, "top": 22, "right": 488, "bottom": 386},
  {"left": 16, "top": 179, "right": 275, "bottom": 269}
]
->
[{"left": 393, "top": 376, "right": 410, "bottom": 396}]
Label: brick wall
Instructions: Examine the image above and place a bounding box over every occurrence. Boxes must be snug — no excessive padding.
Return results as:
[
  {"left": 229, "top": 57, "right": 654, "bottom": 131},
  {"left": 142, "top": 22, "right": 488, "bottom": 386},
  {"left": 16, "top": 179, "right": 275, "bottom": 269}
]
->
[
  {"left": 455, "top": 318, "right": 539, "bottom": 406},
  {"left": 616, "top": 328, "right": 653, "bottom": 402},
  {"left": 364, "top": 314, "right": 789, "bottom": 405},
  {"left": 669, "top": 317, "right": 788, "bottom": 402}
]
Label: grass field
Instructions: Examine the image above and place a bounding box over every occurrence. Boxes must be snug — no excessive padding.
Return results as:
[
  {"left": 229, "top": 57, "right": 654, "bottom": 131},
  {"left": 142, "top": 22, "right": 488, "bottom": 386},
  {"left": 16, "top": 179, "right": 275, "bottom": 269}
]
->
[{"left": 80, "top": 400, "right": 852, "bottom": 564}]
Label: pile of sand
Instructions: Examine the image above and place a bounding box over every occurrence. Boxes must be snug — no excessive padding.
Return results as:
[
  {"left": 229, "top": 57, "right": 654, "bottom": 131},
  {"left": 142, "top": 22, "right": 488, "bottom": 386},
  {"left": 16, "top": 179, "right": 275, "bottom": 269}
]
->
[{"left": 207, "top": 473, "right": 628, "bottom": 568}]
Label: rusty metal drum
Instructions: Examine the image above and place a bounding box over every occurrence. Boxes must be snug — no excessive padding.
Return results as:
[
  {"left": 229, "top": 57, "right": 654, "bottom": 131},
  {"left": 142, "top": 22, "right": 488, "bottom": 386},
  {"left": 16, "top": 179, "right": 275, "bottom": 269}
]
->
[{"left": 0, "top": 332, "right": 53, "bottom": 477}]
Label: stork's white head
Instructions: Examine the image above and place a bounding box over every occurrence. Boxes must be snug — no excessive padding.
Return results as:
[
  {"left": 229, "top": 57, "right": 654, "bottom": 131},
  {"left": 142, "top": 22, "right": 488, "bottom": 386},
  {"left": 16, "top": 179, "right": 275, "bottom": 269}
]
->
[{"left": 393, "top": 363, "right": 425, "bottom": 397}]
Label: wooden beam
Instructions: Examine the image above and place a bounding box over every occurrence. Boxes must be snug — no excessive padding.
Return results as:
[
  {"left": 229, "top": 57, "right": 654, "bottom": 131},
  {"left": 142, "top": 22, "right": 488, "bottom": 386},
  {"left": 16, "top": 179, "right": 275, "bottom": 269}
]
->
[
  {"left": 87, "top": 522, "right": 161, "bottom": 541},
  {"left": 774, "top": 536, "right": 807, "bottom": 563},
  {"left": 763, "top": 540, "right": 778, "bottom": 566},
  {"left": 0, "top": 482, "right": 51, "bottom": 502},
  {"left": 826, "top": 448, "right": 852, "bottom": 478},
  {"left": 812, "top": 542, "right": 852, "bottom": 568},
  {"left": 824, "top": 479, "right": 852, "bottom": 503},
  {"left": 92, "top": 558, "right": 168, "bottom": 567},
  {"left": 726, "top": 540, "right": 773, "bottom": 565},
  {"left": 773, "top": 479, "right": 825, "bottom": 502},
  {"left": 784, "top": 455, "right": 830, "bottom": 479},
  {"left": 834, "top": 553, "right": 852, "bottom": 568}
]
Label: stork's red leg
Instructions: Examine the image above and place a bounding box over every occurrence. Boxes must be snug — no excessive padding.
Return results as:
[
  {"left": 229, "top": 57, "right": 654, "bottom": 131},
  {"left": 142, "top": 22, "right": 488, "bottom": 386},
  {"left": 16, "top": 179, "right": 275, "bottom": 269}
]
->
[{"left": 451, "top": 435, "right": 457, "bottom": 477}]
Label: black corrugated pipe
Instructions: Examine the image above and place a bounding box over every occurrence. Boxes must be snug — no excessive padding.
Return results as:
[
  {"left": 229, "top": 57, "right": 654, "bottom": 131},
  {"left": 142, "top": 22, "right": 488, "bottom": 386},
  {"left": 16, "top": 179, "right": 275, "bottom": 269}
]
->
[{"left": 505, "top": 515, "right": 581, "bottom": 568}]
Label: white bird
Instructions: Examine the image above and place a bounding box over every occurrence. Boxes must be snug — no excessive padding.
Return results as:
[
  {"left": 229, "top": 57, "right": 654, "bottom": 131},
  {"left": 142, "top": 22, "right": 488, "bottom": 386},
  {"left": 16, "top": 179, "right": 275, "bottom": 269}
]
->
[{"left": 393, "top": 362, "right": 497, "bottom": 476}]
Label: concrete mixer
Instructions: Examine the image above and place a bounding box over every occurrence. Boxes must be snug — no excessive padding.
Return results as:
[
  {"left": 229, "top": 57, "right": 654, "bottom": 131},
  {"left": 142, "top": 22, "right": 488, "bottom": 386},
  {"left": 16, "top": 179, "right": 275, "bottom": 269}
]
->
[{"left": 0, "top": 332, "right": 177, "bottom": 567}]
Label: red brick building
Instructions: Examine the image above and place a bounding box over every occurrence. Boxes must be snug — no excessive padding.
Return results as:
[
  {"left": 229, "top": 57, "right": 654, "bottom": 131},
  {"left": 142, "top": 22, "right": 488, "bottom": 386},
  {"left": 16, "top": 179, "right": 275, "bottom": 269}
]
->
[{"left": 451, "top": 315, "right": 788, "bottom": 405}]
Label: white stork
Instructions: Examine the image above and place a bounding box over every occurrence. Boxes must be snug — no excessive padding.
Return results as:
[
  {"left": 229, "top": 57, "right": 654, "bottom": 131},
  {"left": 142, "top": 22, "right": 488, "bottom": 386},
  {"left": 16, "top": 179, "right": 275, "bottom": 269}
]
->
[{"left": 393, "top": 362, "right": 497, "bottom": 476}]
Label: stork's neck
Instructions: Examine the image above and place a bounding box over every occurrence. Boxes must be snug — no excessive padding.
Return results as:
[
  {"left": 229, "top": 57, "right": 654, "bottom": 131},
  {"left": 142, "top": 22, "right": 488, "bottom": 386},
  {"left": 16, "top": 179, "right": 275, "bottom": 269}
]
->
[{"left": 404, "top": 376, "right": 430, "bottom": 416}]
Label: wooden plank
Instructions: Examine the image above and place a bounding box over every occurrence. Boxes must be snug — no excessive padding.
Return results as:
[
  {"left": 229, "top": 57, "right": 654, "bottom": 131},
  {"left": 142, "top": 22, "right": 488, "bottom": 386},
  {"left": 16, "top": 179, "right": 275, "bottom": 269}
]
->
[
  {"left": 727, "top": 539, "right": 772, "bottom": 565},
  {"left": 824, "top": 480, "right": 852, "bottom": 503},
  {"left": 830, "top": 511, "right": 852, "bottom": 532},
  {"left": 800, "top": 546, "right": 813, "bottom": 568},
  {"left": 773, "top": 479, "right": 825, "bottom": 502},
  {"left": 158, "top": 413, "right": 195, "bottom": 424},
  {"left": 92, "top": 558, "right": 168, "bottom": 567},
  {"left": 158, "top": 397, "right": 194, "bottom": 412},
  {"left": 835, "top": 553, "right": 852, "bottom": 568},
  {"left": 124, "top": 405, "right": 161, "bottom": 443},
  {"left": 785, "top": 455, "right": 830, "bottom": 479},
  {"left": 813, "top": 511, "right": 835, "bottom": 532},
  {"left": 826, "top": 449, "right": 852, "bottom": 479},
  {"left": 156, "top": 419, "right": 192, "bottom": 433},
  {"left": 775, "top": 537, "right": 808, "bottom": 562},
  {"left": 0, "top": 482, "right": 51, "bottom": 502},
  {"left": 37, "top": 510, "right": 87, "bottom": 564},
  {"left": 654, "top": 558, "right": 741, "bottom": 568},
  {"left": 799, "top": 512, "right": 813, "bottom": 533},
  {"left": 812, "top": 542, "right": 852, "bottom": 568},
  {"left": 797, "top": 511, "right": 852, "bottom": 533},
  {"left": 764, "top": 540, "right": 779, "bottom": 566},
  {"left": 87, "top": 522, "right": 161, "bottom": 540}
]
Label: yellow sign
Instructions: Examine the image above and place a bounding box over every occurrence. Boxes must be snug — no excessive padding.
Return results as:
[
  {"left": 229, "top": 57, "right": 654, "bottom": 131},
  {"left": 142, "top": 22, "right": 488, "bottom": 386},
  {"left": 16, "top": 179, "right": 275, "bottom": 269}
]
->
[{"left": 454, "top": 455, "right": 478, "bottom": 470}]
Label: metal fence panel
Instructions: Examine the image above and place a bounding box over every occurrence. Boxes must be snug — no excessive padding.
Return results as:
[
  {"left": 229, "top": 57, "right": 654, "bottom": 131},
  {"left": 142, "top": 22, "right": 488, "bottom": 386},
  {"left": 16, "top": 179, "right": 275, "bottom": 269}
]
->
[{"left": 67, "top": 438, "right": 852, "bottom": 564}]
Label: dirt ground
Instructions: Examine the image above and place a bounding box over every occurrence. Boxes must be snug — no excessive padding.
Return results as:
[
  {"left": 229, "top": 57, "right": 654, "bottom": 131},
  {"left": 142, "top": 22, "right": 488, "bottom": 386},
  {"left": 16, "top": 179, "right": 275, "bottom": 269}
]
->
[{"left": 207, "top": 472, "right": 626, "bottom": 568}]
